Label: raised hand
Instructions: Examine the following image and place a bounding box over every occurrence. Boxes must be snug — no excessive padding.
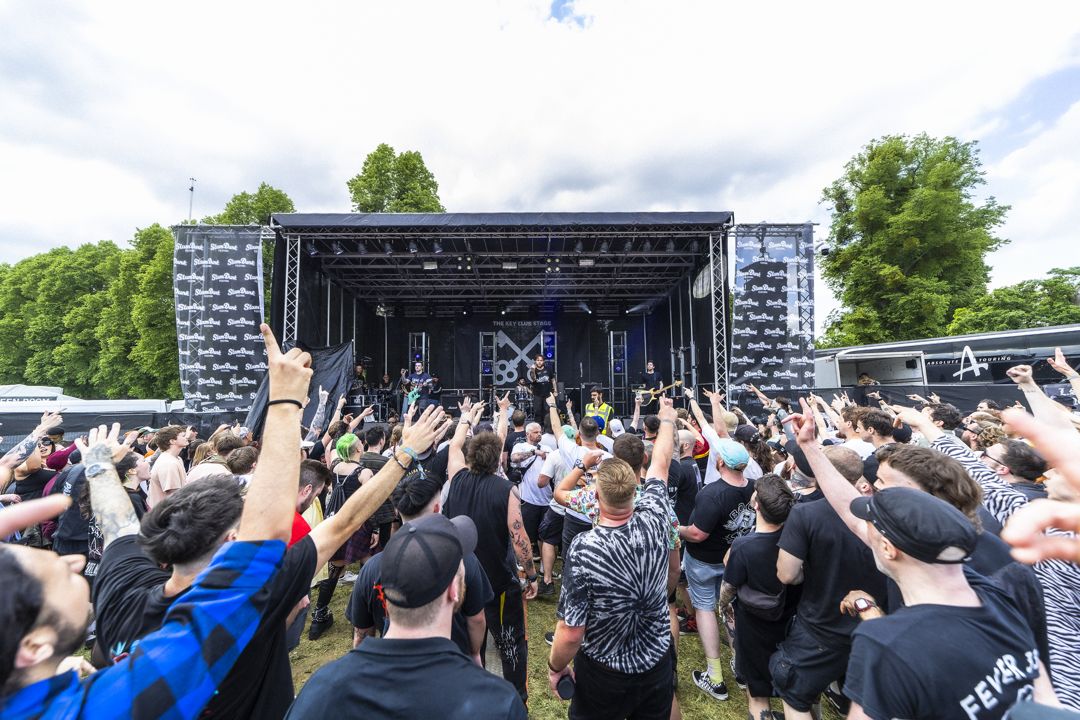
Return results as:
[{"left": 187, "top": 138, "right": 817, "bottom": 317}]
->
[
  {"left": 33, "top": 411, "right": 63, "bottom": 437},
  {"left": 122, "top": 431, "right": 138, "bottom": 448},
  {"left": 337, "top": 394, "right": 348, "bottom": 410},
  {"left": 658, "top": 397, "right": 678, "bottom": 423},
  {"left": 889, "top": 404, "right": 929, "bottom": 431},
  {"left": 261, "top": 323, "right": 313, "bottom": 404},
  {"left": 1047, "top": 347, "right": 1075, "bottom": 377},
  {"left": 401, "top": 405, "right": 452, "bottom": 456},
  {"left": 0, "top": 495, "right": 71, "bottom": 537},
  {"left": 76, "top": 423, "right": 128, "bottom": 464},
  {"left": 787, "top": 399, "right": 818, "bottom": 445},
  {"left": 497, "top": 392, "right": 512, "bottom": 412},
  {"left": 546, "top": 392, "right": 558, "bottom": 408},
  {"left": 581, "top": 449, "right": 605, "bottom": 469},
  {"left": 459, "top": 396, "right": 473, "bottom": 415},
  {"left": 1006, "top": 364, "right": 1035, "bottom": 386},
  {"left": 702, "top": 387, "right": 722, "bottom": 402},
  {"left": 866, "top": 391, "right": 881, "bottom": 401},
  {"left": 318, "top": 385, "right": 329, "bottom": 404},
  {"left": 928, "top": 391, "right": 942, "bottom": 404}
]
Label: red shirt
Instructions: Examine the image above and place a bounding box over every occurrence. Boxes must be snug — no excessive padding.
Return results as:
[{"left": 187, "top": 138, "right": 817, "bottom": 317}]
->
[{"left": 289, "top": 512, "right": 311, "bottom": 547}]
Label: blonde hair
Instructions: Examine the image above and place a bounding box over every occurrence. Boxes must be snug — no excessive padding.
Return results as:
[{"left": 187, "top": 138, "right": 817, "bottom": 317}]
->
[
  {"left": 595, "top": 458, "right": 638, "bottom": 509},
  {"left": 721, "top": 411, "right": 739, "bottom": 432}
]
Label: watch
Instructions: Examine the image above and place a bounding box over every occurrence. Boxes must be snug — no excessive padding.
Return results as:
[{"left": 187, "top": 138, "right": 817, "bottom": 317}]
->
[
  {"left": 573, "top": 459, "right": 586, "bottom": 471},
  {"left": 85, "top": 462, "right": 114, "bottom": 478},
  {"left": 853, "top": 597, "right": 877, "bottom": 613}
]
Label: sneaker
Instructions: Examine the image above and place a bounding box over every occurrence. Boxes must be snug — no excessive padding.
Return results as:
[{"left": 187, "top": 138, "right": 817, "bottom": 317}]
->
[
  {"left": 692, "top": 670, "right": 729, "bottom": 701},
  {"left": 307, "top": 608, "right": 334, "bottom": 640},
  {"left": 537, "top": 580, "right": 555, "bottom": 597},
  {"left": 339, "top": 571, "right": 359, "bottom": 584},
  {"left": 679, "top": 616, "right": 699, "bottom": 634},
  {"left": 823, "top": 683, "right": 850, "bottom": 715},
  {"left": 730, "top": 656, "right": 747, "bottom": 689},
  {"left": 544, "top": 631, "right": 555, "bottom": 646}
]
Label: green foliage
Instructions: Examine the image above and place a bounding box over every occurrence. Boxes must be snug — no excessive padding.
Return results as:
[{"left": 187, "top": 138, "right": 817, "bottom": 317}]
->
[
  {"left": 818, "top": 134, "right": 1009, "bottom": 347},
  {"left": 129, "top": 227, "right": 181, "bottom": 398},
  {"left": 202, "top": 182, "right": 295, "bottom": 225},
  {"left": 346, "top": 143, "right": 445, "bottom": 213},
  {"left": 947, "top": 267, "right": 1080, "bottom": 335}
]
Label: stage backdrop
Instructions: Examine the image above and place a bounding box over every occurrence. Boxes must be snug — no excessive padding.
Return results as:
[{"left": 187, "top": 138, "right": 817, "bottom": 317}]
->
[
  {"left": 730, "top": 224, "right": 815, "bottom": 397},
  {"left": 173, "top": 225, "right": 266, "bottom": 412}
]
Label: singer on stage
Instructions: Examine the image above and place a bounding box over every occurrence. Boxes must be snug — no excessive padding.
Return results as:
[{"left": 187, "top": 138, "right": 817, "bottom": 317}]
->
[{"left": 527, "top": 354, "right": 556, "bottom": 422}]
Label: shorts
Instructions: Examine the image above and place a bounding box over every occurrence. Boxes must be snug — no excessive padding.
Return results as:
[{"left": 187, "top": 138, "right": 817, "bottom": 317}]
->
[
  {"left": 570, "top": 646, "right": 674, "bottom": 720},
  {"left": 538, "top": 507, "right": 564, "bottom": 546},
  {"left": 683, "top": 552, "right": 724, "bottom": 611},
  {"left": 520, "top": 501, "right": 547, "bottom": 545},
  {"left": 768, "top": 615, "right": 852, "bottom": 712}
]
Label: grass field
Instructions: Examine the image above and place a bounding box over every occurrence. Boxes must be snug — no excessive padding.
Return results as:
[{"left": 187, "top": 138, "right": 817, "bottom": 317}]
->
[{"left": 289, "top": 566, "right": 834, "bottom": 720}]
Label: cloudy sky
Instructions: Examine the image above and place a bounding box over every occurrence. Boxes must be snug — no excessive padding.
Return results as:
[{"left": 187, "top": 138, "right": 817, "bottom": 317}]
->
[{"left": 2, "top": 0, "right": 1080, "bottom": 331}]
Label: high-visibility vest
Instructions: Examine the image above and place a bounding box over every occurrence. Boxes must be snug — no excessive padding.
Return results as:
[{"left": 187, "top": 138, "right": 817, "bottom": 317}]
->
[{"left": 585, "top": 402, "right": 614, "bottom": 435}]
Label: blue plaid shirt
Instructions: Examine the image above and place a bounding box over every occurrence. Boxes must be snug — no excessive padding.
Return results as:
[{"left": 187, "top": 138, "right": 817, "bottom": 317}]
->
[{"left": 1, "top": 539, "right": 285, "bottom": 720}]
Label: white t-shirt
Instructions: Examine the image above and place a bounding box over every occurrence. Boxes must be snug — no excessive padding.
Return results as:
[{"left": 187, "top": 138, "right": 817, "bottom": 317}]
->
[
  {"left": 556, "top": 434, "right": 611, "bottom": 522},
  {"left": 540, "top": 452, "right": 568, "bottom": 516},
  {"left": 701, "top": 424, "right": 723, "bottom": 486},
  {"left": 843, "top": 438, "right": 876, "bottom": 460},
  {"left": 743, "top": 456, "right": 764, "bottom": 481},
  {"left": 513, "top": 441, "right": 551, "bottom": 506}
]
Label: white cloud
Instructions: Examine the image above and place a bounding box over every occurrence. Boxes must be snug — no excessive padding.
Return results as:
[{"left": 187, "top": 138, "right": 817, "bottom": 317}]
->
[{"left": 1, "top": 0, "right": 1080, "bottom": 338}]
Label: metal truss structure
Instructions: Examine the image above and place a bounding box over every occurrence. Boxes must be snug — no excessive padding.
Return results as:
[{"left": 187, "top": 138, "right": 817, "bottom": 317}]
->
[
  {"left": 708, "top": 231, "right": 729, "bottom": 396},
  {"left": 282, "top": 233, "right": 301, "bottom": 344}
]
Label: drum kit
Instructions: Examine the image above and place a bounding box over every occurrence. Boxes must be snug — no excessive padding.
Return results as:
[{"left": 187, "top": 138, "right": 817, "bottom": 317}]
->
[{"left": 344, "top": 384, "right": 394, "bottom": 422}]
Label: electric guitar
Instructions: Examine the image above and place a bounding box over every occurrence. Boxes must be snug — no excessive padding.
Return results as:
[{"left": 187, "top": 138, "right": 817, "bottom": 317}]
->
[{"left": 634, "top": 380, "right": 683, "bottom": 406}]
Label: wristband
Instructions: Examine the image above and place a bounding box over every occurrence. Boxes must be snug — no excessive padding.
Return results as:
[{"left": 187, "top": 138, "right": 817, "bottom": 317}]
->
[
  {"left": 526, "top": 574, "right": 538, "bottom": 583},
  {"left": 267, "top": 398, "right": 304, "bottom": 409},
  {"left": 400, "top": 446, "right": 419, "bottom": 461},
  {"left": 392, "top": 453, "right": 411, "bottom": 472},
  {"left": 660, "top": 419, "right": 676, "bottom": 426},
  {"left": 548, "top": 660, "right": 563, "bottom": 673}
]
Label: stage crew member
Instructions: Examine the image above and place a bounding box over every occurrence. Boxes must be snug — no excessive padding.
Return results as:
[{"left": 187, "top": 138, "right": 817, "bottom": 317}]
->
[
  {"left": 528, "top": 354, "right": 557, "bottom": 422},
  {"left": 585, "top": 386, "right": 614, "bottom": 437}
]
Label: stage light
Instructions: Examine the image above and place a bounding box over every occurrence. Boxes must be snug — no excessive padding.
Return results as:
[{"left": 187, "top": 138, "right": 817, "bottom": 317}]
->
[
  {"left": 623, "top": 239, "right": 633, "bottom": 253},
  {"left": 642, "top": 239, "right": 653, "bottom": 252},
  {"left": 482, "top": 362, "right": 492, "bottom": 374},
  {"left": 357, "top": 241, "right": 367, "bottom": 255},
  {"left": 502, "top": 262, "right": 517, "bottom": 270},
  {"left": 665, "top": 239, "right": 675, "bottom": 253},
  {"left": 408, "top": 240, "right": 419, "bottom": 253},
  {"left": 500, "top": 308, "right": 507, "bottom": 315},
  {"left": 545, "top": 351, "right": 554, "bottom": 359},
  {"left": 577, "top": 301, "right": 592, "bottom": 314},
  {"left": 599, "top": 239, "right": 610, "bottom": 253},
  {"left": 614, "top": 362, "right": 623, "bottom": 373},
  {"left": 578, "top": 258, "right": 595, "bottom": 267},
  {"left": 414, "top": 352, "right": 422, "bottom": 361},
  {"left": 574, "top": 240, "right": 584, "bottom": 254},
  {"left": 690, "top": 240, "right": 700, "bottom": 254},
  {"left": 332, "top": 240, "right": 345, "bottom": 255},
  {"left": 383, "top": 241, "right": 394, "bottom": 255},
  {"left": 305, "top": 241, "right": 318, "bottom": 257},
  {"left": 462, "top": 309, "right": 468, "bottom": 315},
  {"left": 433, "top": 240, "right": 444, "bottom": 254},
  {"left": 423, "top": 261, "right": 437, "bottom": 270}
]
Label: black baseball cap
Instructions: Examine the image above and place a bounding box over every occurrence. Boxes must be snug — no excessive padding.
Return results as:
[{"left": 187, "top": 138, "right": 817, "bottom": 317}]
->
[
  {"left": 850, "top": 487, "right": 975, "bottom": 564},
  {"left": 787, "top": 443, "right": 814, "bottom": 478},
  {"left": 380, "top": 514, "right": 477, "bottom": 608}
]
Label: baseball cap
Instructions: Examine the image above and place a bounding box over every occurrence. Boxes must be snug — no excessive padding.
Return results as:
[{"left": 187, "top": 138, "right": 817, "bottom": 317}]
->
[
  {"left": 787, "top": 443, "right": 814, "bottom": 478},
  {"left": 562, "top": 425, "right": 576, "bottom": 440},
  {"left": 715, "top": 438, "right": 750, "bottom": 470},
  {"left": 850, "top": 487, "right": 975, "bottom": 564},
  {"left": 734, "top": 425, "right": 761, "bottom": 444},
  {"left": 891, "top": 423, "right": 913, "bottom": 444},
  {"left": 609, "top": 419, "right": 626, "bottom": 438},
  {"left": 380, "top": 514, "right": 477, "bottom": 608},
  {"left": 137, "top": 426, "right": 157, "bottom": 435},
  {"left": 45, "top": 426, "right": 65, "bottom": 436},
  {"left": 593, "top": 416, "right": 606, "bottom": 433}
]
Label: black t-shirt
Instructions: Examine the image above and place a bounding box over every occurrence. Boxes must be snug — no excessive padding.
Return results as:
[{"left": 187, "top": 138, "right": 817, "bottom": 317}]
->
[
  {"left": 51, "top": 466, "right": 89, "bottom": 552},
  {"left": 978, "top": 504, "right": 1004, "bottom": 536},
  {"left": 529, "top": 363, "right": 554, "bottom": 396},
  {"left": 358, "top": 452, "right": 395, "bottom": 526},
  {"left": 504, "top": 430, "right": 526, "bottom": 454},
  {"left": 667, "top": 459, "right": 697, "bottom": 525},
  {"left": 424, "top": 444, "right": 450, "bottom": 486},
  {"left": 641, "top": 371, "right": 662, "bottom": 389},
  {"left": 778, "top": 498, "right": 886, "bottom": 643},
  {"left": 347, "top": 550, "right": 493, "bottom": 657},
  {"left": 285, "top": 636, "right": 527, "bottom": 720},
  {"left": 725, "top": 529, "right": 800, "bottom": 617},
  {"left": 16, "top": 467, "right": 55, "bottom": 501},
  {"left": 845, "top": 577, "right": 1040, "bottom": 720},
  {"left": 685, "top": 478, "right": 756, "bottom": 564},
  {"left": 1011, "top": 481, "right": 1047, "bottom": 502},
  {"left": 796, "top": 488, "right": 824, "bottom": 503},
  {"left": 94, "top": 535, "right": 318, "bottom": 719},
  {"left": 444, "top": 469, "right": 516, "bottom": 592}
]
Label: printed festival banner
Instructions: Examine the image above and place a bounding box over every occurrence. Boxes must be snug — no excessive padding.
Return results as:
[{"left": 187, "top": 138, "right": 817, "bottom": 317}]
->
[
  {"left": 730, "top": 224, "right": 815, "bottom": 394},
  {"left": 173, "top": 225, "right": 266, "bottom": 412}
]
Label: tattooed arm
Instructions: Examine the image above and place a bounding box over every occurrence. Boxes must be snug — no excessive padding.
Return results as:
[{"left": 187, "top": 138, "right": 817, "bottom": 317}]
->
[
  {"left": 304, "top": 386, "right": 330, "bottom": 443},
  {"left": 0, "top": 411, "right": 63, "bottom": 487},
  {"left": 718, "top": 580, "right": 737, "bottom": 610},
  {"left": 507, "top": 489, "right": 538, "bottom": 598},
  {"left": 81, "top": 424, "right": 141, "bottom": 548}
]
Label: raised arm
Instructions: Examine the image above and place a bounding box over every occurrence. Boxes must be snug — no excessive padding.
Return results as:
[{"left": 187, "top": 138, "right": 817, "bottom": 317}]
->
[
  {"left": 496, "top": 392, "right": 511, "bottom": 448},
  {"left": 321, "top": 394, "right": 347, "bottom": 446},
  {"left": 312, "top": 406, "right": 450, "bottom": 566},
  {"left": 629, "top": 395, "right": 642, "bottom": 431},
  {"left": 448, "top": 402, "right": 484, "bottom": 481},
  {"left": 565, "top": 398, "right": 578, "bottom": 433},
  {"left": 303, "top": 386, "right": 330, "bottom": 443},
  {"left": 239, "top": 324, "right": 313, "bottom": 543},
  {"left": 81, "top": 424, "right": 142, "bottom": 549},
  {"left": 702, "top": 387, "right": 730, "bottom": 438},
  {"left": 786, "top": 400, "right": 868, "bottom": 545},
  {"left": 646, "top": 398, "right": 677, "bottom": 483},
  {"left": 1008, "top": 364, "right": 1080, "bottom": 428},
  {"left": 1047, "top": 347, "right": 1080, "bottom": 399},
  {"left": 0, "top": 411, "right": 63, "bottom": 487},
  {"left": 748, "top": 383, "right": 772, "bottom": 408}
]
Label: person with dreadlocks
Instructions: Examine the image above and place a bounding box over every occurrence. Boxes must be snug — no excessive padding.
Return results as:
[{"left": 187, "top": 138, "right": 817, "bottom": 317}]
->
[{"left": 308, "top": 431, "right": 381, "bottom": 640}]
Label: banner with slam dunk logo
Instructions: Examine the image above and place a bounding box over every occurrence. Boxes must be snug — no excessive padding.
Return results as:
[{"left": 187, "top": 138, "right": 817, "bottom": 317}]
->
[
  {"left": 730, "top": 224, "right": 815, "bottom": 394},
  {"left": 173, "top": 225, "right": 266, "bottom": 412}
]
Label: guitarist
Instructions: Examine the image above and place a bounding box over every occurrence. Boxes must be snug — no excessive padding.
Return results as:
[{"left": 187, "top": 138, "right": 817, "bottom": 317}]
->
[
  {"left": 527, "top": 354, "right": 556, "bottom": 422},
  {"left": 401, "top": 361, "right": 432, "bottom": 417},
  {"left": 585, "top": 386, "right": 614, "bottom": 437},
  {"left": 640, "top": 361, "right": 664, "bottom": 407}
]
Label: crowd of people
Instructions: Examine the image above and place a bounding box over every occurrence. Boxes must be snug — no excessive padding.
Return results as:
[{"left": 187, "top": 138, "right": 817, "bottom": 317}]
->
[{"left": 2, "top": 334, "right": 1080, "bottom": 720}]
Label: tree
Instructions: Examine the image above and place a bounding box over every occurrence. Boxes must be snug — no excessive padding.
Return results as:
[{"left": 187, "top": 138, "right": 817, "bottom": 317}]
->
[
  {"left": 346, "top": 143, "right": 445, "bottom": 212},
  {"left": 202, "top": 181, "right": 295, "bottom": 225},
  {"left": 129, "top": 228, "right": 182, "bottom": 399},
  {"left": 94, "top": 225, "right": 175, "bottom": 398},
  {"left": 947, "top": 268, "right": 1080, "bottom": 335},
  {"left": 818, "top": 134, "right": 1009, "bottom": 347}
]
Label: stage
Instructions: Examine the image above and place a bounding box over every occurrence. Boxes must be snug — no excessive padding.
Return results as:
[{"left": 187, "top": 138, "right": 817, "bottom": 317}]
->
[{"left": 268, "top": 212, "right": 734, "bottom": 417}]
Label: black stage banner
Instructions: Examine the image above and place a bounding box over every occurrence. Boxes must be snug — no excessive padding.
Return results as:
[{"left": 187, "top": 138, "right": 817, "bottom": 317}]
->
[
  {"left": 243, "top": 341, "right": 356, "bottom": 440},
  {"left": 490, "top": 319, "right": 554, "bottom": 385},
  {"left": 173, "top": 225, "right": 266, "bottom": 412},
  {"left": 730, "top": 225, "right": 814, "bottom": 394}
]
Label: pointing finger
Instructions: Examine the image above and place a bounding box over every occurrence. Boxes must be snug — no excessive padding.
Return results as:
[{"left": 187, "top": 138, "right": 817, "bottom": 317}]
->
[{"left": 260, "top": 323, "right": 282, "bottom": 359}]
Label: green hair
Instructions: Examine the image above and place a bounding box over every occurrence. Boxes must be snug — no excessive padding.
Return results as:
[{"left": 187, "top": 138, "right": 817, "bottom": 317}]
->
[{"left": 335, "top": 433, "right": 360, "bottom": 462}]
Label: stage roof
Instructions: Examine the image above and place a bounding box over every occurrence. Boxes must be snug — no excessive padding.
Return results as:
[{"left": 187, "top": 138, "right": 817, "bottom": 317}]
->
[{"left": 271, "top": 211, "right": 732, "bottom": 316}]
